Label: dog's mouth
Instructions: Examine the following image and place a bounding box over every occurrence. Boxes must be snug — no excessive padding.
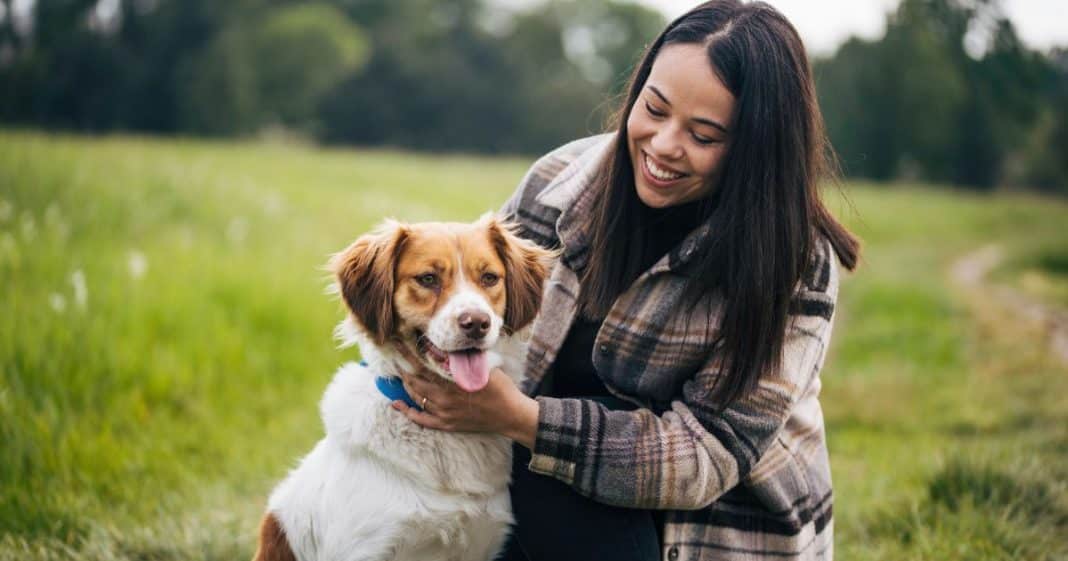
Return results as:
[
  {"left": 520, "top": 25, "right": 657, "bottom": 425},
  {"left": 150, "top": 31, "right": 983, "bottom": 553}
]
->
[{"left": 416, "top": 333, "right": 490, "bottom": 393}]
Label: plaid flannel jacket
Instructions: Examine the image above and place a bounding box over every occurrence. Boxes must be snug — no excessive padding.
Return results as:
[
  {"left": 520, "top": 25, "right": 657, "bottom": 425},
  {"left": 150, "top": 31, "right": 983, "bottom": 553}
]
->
[{"left": 501, "top": 134, "right": 839, "bottom": 561}]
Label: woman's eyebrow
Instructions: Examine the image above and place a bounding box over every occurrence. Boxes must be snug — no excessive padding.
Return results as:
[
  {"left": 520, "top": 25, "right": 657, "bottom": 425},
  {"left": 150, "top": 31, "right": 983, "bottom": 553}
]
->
[
  {"left": 647, "top": 85, "right": 729, "bottom": 134},
  {"left": 648, "top": 85, "right": 673, "bottom": 106}
]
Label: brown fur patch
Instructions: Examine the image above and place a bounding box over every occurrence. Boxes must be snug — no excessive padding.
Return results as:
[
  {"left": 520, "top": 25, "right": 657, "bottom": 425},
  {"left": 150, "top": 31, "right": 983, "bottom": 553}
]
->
[
  {"left": 487, "top": 217, "right": 555, "bottom": 332},
  {"left": 331, "top": 221, "right": 409, "bottom": 345},
  {"left": 252, "top": 513, "right": 297, "bottom": 561}
]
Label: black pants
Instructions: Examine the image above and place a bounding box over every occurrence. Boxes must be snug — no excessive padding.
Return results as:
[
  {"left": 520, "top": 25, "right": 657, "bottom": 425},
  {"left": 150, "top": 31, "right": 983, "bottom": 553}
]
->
[{"left": 496, "top": 398, "right": 662, "bottom": 561}]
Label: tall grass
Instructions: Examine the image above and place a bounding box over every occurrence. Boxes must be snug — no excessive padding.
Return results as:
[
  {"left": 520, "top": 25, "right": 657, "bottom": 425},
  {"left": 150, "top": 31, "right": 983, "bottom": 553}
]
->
[{"left": 1, "top": 130, "right": 1066, "bottom": 560}]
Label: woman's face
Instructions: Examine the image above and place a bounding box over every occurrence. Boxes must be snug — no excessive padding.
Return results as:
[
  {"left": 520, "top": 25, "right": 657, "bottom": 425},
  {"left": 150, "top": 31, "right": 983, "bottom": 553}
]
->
[{"left": 626, "top": 43, "right": 736, "bottom": 208}]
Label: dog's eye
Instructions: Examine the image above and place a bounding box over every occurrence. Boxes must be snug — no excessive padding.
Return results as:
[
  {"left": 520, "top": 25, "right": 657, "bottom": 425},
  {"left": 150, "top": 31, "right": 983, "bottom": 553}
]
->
[
  {"left": 416, "top": 273, "right": 439, "bottom": 288},
  {"left": 481, "top": 272, "right": 500, "bottom": 287}
]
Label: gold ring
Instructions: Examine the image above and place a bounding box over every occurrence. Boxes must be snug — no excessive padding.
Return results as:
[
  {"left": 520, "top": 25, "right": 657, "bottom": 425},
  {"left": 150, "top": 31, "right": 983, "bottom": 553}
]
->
[{"left": 421, "top": 396, "right": 429, "bottom": 411}]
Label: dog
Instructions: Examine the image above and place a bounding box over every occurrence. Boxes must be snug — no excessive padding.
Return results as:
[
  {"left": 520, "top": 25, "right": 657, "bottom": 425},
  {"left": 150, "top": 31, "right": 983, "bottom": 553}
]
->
[{"left": 254, "top": 214, "right": 553, "bottom": 561}]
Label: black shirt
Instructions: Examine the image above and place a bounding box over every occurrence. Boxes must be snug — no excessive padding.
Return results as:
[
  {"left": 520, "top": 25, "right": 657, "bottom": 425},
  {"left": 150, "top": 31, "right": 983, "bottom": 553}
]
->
[{"left": 546, "top": 199, "right": 705, "bottom": 398}]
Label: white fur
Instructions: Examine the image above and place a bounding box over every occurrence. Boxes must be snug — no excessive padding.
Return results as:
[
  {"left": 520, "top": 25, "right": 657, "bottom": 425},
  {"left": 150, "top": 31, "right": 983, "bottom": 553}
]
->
[{"left": 266, "top": 312, "right": 529, "bottom": 561}]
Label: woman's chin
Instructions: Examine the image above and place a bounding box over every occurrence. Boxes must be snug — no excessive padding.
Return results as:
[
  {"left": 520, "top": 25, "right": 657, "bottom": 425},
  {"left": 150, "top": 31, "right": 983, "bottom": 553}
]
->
[{"left": 635, "top": 182, "right": 691, "bottom": 208}]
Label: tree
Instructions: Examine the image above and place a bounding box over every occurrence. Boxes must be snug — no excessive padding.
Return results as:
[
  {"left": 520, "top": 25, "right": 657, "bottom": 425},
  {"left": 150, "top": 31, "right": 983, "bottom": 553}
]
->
[
  {"left": 179, "top": 2, "right": 369, "bottom": 135},
  {"left": 816, "top": 0, "right": 1059, "bottom": 190}
]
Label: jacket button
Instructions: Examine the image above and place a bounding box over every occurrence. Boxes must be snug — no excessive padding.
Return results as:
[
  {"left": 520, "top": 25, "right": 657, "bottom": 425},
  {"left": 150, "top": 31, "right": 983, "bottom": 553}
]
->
[
  {"left": 667, "top": 546, "right": 679, "bottom": 561},
  {"left": 598, "top": 344, "right": 609, "bottom": 355}
]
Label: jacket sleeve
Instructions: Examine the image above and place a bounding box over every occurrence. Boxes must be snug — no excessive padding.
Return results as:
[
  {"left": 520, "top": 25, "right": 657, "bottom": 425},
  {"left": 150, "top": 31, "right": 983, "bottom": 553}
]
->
[{"left": 526, "top": 241, "right": 841, "bottom": 510}]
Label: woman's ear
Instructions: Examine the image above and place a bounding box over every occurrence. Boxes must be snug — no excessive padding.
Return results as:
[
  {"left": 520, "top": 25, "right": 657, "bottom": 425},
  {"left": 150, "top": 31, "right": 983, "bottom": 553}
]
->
[
  {"left": 486, "top": 214, "right": 556, "bottom": 333},
  {"left": 329, "top": 220, "right": 409, "bottom": 345}
]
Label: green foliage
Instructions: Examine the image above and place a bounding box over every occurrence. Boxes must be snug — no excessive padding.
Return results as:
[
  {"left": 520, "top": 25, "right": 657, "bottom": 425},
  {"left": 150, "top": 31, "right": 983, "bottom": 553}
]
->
[
  {"left": 0, "top": 0, "right": 662, "bottom": 154},
  {"left": 317, "top": 0, "right": 663, "bottom": 153},
  {"left": 179, "top": 3, "right": 369, "bottom": 135},
  {"left": 990, "top": 243, "right": 1068, "bottom": 306},
  {"left": 860, "top": 459, "right": 1068, "bottom": 560},
  {"left": 255, "top": 4, "right": 369, "bottom": 123},
  {"left": 1, "top": 0, "right": 1065, "bottom": 191},
  {"left": 816, "top": 0, "right": 1066, "bottom": 191},
  {"left": 177, "top": 26, "right": 260, "bottom": 134}
]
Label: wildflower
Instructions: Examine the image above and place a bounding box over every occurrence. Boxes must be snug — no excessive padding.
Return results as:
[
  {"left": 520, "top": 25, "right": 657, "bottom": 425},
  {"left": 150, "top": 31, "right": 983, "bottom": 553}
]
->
[
  {"left": 44, "top": 204, "right": 61, "bottom": 226},
  {"left": 179, "top": 227, "right": 195, "bottom": 249},
  {"left": 0, "top": 233, "right": 17, "bottom": 266},
  {"left": 263, "top": 192, "right": 286, "bottom": 216},
  {"left": 227, "top": 217, "right": 249, "bottom": 245},
  {"left": 49, "top": 292, "right": 67, "bottom": 312},
  {"left": 44, "top": 203, "right": 69, "bottom": 240},
  {"left": 128, "top": 250, "right": 148, "bottom": 279},
  {"left": 71, "top": 269, "right": 88, "bottom": 310},
  {"left": 19, "top": 211, "right": 35, "bottom": 241}
]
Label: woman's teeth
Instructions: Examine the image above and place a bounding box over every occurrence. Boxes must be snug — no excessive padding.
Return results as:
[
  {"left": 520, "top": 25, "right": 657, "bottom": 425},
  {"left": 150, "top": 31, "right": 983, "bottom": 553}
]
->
[{"left": 645, "top": 154, "right": 684, "bottom": 181}]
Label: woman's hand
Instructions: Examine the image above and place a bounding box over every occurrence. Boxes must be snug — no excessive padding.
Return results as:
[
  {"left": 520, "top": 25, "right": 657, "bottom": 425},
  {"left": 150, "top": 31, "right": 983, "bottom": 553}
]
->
[{"left": 393, "top": 363, "right": 540, "bottom": 449}]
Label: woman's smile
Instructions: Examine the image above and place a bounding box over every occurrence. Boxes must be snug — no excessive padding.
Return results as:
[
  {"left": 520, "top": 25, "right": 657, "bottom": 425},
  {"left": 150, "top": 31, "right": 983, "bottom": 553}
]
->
[{"left": 641, "top": 150, "right": 688, "bottom": 186}]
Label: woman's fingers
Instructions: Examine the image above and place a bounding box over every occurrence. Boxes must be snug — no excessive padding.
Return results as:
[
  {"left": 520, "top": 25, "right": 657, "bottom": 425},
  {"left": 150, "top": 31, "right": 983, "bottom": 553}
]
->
[
  {"left": 403, "top": 371, "right": 453, "bottom": 410},
  {"left": 401, "top": 376, "right": 429, "bottom": 406},
  {"left": 405, "top": 370, "right": 435, "bottom": 392},
  {"left": 392, "top": 401, "right": 452, "bottom": 431}
]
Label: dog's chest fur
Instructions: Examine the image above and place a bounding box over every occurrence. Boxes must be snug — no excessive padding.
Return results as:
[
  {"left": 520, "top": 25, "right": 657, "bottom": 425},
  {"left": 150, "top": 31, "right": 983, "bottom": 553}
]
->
[{"left": 266, "top": 340, "right": 524, "bottom": 561}]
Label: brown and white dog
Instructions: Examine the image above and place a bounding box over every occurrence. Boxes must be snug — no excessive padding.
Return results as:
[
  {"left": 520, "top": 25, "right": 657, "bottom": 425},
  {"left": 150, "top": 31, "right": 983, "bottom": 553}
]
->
[{"left": 254, "top": 214, "right": 553, "bottom": 561}]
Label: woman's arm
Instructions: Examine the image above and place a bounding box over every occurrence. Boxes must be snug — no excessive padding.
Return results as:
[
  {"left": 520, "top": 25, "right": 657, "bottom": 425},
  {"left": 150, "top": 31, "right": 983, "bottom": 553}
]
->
[{"left": 526, "top": 316, "right": 830, "bottom": 510}]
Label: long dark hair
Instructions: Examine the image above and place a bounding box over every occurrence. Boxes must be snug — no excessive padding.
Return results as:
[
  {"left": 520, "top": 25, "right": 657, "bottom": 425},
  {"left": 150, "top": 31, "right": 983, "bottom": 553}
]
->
[{"left": 578, "top": 0, "right": 860, "bottom": 407}]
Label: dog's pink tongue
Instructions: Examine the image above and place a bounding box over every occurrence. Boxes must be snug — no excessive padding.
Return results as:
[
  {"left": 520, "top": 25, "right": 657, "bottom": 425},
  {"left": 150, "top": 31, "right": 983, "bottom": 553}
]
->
[{"left": 449, "top": 350, "right": 489, "bottom": 392}]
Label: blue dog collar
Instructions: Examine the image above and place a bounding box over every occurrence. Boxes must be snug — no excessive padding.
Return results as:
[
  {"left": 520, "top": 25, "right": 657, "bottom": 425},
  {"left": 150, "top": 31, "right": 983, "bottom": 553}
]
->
[{"left": 364, "top": 361, "right": 422, "bottom": 411}]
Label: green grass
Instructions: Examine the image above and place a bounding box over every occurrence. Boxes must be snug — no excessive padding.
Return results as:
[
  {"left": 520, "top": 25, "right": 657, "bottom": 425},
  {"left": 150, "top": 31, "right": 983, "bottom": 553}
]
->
[
  {"left": 1, "top": 129, "right": 1067, "bottom": 560},
  {"left": 990, "top": 243, "right": 1068, "bottom": 307}
]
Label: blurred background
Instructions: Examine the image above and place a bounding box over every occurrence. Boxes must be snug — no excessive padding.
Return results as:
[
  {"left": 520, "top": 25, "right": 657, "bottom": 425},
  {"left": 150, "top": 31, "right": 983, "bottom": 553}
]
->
[
  {"left": 1, "top": 0, "right": 1066, "bottom": 190},
  {"left": 1, "top": 1, "right": 1066, "bottom": 560}
]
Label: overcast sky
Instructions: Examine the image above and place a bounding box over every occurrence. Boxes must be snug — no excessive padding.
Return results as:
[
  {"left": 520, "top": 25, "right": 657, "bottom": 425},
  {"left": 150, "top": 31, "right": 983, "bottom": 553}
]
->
[{"left": 633, "top": 0, "right": 1068, "bottom": 56}]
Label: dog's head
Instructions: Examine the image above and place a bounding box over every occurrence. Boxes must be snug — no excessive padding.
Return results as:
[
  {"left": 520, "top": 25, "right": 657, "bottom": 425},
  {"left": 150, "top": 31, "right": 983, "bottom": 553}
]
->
[{"left": 331, "top": 214, "right": 554, "bottom": 391}]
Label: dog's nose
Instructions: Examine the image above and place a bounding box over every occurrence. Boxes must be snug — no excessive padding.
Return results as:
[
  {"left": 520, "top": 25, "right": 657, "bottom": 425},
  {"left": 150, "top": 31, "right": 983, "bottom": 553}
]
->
[{"left": 458, "top": 311, "right": 491, "bottom": 339}]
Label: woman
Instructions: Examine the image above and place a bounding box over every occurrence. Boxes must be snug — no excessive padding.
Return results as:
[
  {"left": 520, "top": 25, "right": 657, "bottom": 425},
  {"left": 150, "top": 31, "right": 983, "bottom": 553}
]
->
[{"left": 393, "top": 1, "right": 860, "bottom": 560}]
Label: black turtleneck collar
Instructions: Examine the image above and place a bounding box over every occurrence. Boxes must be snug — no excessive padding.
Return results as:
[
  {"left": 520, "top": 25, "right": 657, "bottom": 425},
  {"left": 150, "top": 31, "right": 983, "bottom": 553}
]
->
[{"left": 636, "top": 199, "right": 707, "bottom": 271}]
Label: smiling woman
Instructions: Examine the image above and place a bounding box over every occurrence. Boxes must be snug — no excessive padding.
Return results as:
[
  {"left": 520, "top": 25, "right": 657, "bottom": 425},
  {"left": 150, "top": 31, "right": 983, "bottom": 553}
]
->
[{"left": 393, "top": 1, "right": 860, "bottom": 560}]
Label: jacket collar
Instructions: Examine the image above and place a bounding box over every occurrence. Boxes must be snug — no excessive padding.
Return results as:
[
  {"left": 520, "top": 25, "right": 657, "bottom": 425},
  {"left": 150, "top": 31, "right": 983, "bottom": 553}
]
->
[{"left": 534, "top": 134, "right": 612, "bottom": 272}]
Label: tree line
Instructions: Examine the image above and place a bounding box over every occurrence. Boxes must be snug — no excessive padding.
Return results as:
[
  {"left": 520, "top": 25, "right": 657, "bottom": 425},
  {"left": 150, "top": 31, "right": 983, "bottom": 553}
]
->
[
  {"left": 0, "top": 0, "right": 1064, "bottom": 192},
  {"left": 816, "top": 0, "right": 1067, "bottom": 192}
]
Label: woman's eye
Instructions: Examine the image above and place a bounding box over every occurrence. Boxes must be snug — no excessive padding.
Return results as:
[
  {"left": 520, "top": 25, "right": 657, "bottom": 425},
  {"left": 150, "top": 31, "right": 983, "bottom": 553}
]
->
[
  {"left": 691, "top": 132, "right": 716, "bottom": 145},
  {"left": 481, "top": 272, "right": 500, "bottom": 287},
  {"left": 416, "top": 274, "right": 439, "bottom": 288},
  {"left": 645, "top": 102, "right": 666, "bottom": 118}
]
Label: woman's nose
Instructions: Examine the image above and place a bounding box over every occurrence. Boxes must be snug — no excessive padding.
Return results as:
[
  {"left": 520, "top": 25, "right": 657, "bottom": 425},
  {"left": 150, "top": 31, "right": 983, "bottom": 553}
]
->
[{"left": 649, "top": 125, "right": 683, "bottom": 160}]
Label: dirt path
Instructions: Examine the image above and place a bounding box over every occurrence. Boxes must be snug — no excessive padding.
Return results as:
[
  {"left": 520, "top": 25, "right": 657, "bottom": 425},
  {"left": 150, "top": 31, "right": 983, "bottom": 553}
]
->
[{"left": 951, "top": 244, "right": 1068, "bottom": 366}]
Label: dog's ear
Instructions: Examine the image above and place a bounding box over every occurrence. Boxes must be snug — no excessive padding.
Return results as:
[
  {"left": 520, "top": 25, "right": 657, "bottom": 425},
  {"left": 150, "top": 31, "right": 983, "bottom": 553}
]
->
[
  {"left": 486, "top": 214, "right": 555, "bottom": 333},
  {"left": 330, "top": 220, "right": 409, "bottom": 345}
]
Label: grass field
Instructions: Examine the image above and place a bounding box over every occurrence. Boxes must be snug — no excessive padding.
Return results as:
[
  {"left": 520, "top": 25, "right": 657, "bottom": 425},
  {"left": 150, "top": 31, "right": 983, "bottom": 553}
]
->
[{"left": 1, "top": 129, "right": 1066, "bottom": 560}]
